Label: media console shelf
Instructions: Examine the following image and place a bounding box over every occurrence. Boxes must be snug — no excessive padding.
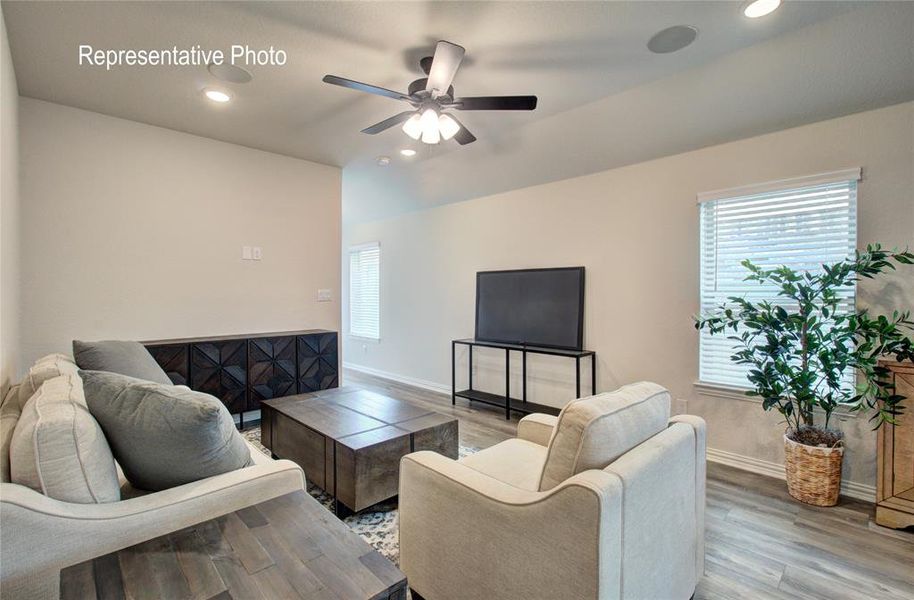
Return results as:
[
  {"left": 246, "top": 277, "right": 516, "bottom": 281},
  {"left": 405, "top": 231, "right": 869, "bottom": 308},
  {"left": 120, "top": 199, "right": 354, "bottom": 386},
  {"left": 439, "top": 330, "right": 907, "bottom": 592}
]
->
[{"left": 451, "top": 338, "right": 596, "bottom": 420}]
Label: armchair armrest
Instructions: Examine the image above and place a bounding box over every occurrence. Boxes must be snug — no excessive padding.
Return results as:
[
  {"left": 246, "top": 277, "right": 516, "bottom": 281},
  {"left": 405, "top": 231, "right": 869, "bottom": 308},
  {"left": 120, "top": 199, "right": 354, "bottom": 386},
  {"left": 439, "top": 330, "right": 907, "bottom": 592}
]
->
[
  {"left": 1, "top": 458, "right": 305, "bottom": 583},
  {"left": 399, "top": 451, "right": 622, "bottom": 600},
  {"left": 516, "top": 413, "right": 558, "bottom": 446}
]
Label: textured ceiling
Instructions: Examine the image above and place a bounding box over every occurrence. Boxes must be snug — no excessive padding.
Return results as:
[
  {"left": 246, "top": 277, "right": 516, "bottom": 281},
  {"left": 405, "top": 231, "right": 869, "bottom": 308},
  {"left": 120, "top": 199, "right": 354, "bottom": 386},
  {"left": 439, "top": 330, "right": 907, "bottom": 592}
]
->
[{"left": 3, "top": 1, "right": 913, "bottom": 223}]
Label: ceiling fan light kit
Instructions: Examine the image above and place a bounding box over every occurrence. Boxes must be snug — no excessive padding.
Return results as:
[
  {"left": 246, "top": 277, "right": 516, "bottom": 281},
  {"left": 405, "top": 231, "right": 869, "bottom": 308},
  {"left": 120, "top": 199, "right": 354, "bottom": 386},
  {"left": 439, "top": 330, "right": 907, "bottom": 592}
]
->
[{"left": 322, "top": 40, "right": 537, "bottom": 146}]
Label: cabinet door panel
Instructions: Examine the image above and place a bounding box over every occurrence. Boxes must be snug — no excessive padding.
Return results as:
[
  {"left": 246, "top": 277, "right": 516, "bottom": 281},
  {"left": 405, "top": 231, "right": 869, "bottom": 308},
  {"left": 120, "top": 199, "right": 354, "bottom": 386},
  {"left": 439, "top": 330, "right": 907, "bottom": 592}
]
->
[
  {"left": 145, "top": 343, "right": 189, "bottom": 386},
  {"left": 190, "top": 340, "right": 247, "bottom": 414},
  {"left": 297, "top": 333, "right": 338, "bottom": 392},
  {"left": 248, "top": 336, "right": 297, "bottom": 410}
]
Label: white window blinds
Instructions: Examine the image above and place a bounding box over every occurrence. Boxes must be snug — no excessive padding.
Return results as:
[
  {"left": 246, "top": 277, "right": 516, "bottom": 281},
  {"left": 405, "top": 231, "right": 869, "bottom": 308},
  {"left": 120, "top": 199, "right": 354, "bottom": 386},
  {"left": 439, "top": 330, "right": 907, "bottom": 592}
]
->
[
  {"left": 699, "top": 171, "right": 859, "bottom": 389},
  {"left": 349, "top": 242, "right": 380, "bottom": 339}
]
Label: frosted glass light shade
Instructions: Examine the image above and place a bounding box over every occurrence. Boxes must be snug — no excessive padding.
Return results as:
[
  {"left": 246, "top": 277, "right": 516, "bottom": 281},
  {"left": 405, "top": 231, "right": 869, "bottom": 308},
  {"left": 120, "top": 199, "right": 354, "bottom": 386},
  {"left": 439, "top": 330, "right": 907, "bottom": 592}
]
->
[
  {"left": 438, "top": 114, "right": 460, "bottom": 140},
  {"left": 419, "top": 108, "right": 440, "bottom": 144},
  {"left": 402, "top": 114, "right": 423, "bottom": 140}
]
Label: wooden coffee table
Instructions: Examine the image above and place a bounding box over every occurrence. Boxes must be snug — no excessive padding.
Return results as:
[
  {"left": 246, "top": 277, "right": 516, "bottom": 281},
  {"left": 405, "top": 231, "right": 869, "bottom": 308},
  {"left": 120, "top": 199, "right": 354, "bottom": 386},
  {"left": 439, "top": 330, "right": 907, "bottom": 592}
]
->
[
  {"left": 60, "top": 490, "right": 407, "bottom": 599},
  {"left": 261, "top": 388, "right": 458, "bottom": 515}
]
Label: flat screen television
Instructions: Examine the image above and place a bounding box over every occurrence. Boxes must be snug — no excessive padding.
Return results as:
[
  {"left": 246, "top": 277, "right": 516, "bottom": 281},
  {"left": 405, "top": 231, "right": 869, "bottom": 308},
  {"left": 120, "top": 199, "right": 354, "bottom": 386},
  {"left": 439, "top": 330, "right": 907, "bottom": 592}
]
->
[{"left": 475, "top": 267, "right": 585, "bottom": 350}]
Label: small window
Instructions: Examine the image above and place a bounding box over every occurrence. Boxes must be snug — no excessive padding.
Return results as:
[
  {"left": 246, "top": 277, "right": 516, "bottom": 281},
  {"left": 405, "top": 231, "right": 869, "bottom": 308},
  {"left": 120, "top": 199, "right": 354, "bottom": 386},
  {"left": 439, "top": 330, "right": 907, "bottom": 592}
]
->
[
  {"left": 698, "top": 170, "right": 859, "bottom": 389},
  {"left": 349, "top": 242, "right": 380, "bottom": 339}
]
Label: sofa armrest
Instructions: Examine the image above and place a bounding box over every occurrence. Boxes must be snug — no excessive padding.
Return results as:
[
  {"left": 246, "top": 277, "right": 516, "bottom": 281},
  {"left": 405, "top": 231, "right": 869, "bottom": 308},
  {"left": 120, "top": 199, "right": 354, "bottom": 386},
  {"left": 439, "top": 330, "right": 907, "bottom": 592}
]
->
[
  {"left": 399, "top": 451, "right": 621, "bottom": 600},
  {"left": 1, "top": 458, "right": 305, "bottom": 582},
  {"left": 516, "top": 413, "right": 558, "bottom": 446}
]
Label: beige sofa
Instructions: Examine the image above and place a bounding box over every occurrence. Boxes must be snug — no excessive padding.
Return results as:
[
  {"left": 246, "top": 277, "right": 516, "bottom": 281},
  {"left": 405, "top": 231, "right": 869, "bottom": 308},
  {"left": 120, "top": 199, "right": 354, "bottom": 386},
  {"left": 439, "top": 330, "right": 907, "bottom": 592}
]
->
[
  {"left": 0, "top": 356, "right": 306, "bottom": 599},
  {"left": 399, "top": 381, "right": 706, "bottom": 600}
]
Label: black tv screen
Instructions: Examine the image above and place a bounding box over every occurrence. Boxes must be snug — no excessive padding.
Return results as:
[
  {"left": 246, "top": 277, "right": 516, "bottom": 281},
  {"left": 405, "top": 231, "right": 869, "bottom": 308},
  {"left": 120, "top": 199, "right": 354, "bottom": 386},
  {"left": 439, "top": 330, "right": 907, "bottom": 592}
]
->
[{"left": 475, "top": 267, "right": 585, "bottom": 350}]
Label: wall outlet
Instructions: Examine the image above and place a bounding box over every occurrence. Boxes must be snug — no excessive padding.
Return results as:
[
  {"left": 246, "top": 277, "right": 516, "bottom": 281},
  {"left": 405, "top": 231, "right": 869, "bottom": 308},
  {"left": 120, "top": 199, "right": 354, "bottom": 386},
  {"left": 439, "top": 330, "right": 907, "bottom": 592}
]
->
[
  {"left": 252, "top": 246, "right": 263, "bottom": 260},
  {"left": 317, "top": 289, "right": 332, "bottom": 302},
  {"left": 362, "top": 344, "right": 368, "bottom": 353},
  {"left": 242, "top": 246, "right": 252, "bottom": 260}
]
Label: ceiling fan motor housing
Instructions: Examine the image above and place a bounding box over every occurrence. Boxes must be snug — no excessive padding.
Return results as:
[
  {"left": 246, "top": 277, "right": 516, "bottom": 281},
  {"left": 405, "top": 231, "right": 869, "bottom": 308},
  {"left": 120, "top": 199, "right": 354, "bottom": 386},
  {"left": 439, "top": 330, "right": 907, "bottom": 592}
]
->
[{"left": 408, "top": 78, "right": 454, "bottom": 101}]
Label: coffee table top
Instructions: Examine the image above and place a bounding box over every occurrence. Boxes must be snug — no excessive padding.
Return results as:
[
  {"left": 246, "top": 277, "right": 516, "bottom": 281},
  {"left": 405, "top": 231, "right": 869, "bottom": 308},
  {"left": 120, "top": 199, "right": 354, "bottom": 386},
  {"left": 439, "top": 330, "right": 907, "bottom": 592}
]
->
[
  {"left": 263, "top": 388, "right": 456, "bottom": 451},
  {"left": 60, "top": 490, "right": 407, "bottom": 599}
]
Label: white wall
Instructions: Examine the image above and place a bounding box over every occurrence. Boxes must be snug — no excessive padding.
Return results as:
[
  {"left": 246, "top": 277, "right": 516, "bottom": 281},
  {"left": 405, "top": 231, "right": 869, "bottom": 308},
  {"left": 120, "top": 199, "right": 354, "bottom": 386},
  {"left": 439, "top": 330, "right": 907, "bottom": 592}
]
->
[
  {"left": 344, "top": 102, "right": 914, "bottom": 490},
  {"left": 0, "top": 11, "right": 20, "bottom": 393},
  {"left": 20, "top": 99, "right": 341, "bottom": 364}
]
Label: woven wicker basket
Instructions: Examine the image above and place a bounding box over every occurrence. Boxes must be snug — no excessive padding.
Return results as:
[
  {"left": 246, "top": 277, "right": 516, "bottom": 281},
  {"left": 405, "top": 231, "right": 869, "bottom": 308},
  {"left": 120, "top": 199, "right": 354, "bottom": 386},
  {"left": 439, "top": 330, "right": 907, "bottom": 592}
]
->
[{"left": 783, "top": 433, "right": 844, "bottom": 506}]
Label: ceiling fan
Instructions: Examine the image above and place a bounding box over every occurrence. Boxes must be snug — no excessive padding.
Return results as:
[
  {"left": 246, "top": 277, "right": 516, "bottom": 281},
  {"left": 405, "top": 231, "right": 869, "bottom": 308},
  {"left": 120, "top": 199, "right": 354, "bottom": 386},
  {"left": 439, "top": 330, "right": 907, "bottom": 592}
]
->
[{"left": 322, "top": 40, "right": 537, "bottom": 146}]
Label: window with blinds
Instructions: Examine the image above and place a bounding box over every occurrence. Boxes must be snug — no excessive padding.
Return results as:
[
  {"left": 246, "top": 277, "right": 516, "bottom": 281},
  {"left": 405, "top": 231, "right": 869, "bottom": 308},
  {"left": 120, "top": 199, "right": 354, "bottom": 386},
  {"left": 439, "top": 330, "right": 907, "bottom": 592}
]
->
[
  {"left": 349, "top": 242, "right": 380, "bottom": 340},
  {"left": 698, "top": 171, "right": 859, "bottom": 389}
]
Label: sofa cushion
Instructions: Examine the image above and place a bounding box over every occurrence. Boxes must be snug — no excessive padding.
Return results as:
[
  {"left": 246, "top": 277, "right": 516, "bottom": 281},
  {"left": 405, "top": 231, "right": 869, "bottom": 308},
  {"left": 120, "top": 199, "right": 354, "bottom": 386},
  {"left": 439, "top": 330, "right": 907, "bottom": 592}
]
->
[
  {"left": 9, "top": 374, "right": 120, "bottom": 503},
  {"left": 15, "top": 354, "right": 80, "bottom": 411},
  {"left": 73, "top": 340, "right": 172, "bottom": 385},
  {"left": 538, "top": 381, "right": 671, "bottom": 491},
  {"left": 458, "top": 438, "right": 548, "bottom": 491},
  {"left": 1, "top": 384, "right": 22, "bottom": 482},
  {"left": 81, "top": 370, "right": 253, "bottom": 491}
]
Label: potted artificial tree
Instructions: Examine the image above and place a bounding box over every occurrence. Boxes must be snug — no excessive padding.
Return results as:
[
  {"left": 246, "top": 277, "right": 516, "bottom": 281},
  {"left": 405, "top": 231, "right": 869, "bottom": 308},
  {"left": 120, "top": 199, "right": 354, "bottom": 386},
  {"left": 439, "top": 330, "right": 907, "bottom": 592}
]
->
[{"left": 695, "top": 244, "right": 914, "bottom": 506}]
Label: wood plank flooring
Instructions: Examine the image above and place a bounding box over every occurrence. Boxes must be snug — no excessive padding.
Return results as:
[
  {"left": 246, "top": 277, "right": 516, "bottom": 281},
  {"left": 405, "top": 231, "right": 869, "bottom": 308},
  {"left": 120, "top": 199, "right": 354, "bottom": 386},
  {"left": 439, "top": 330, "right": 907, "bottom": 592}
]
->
[{"left": 344, "top": 369, "right": 914, "bottom": 600}]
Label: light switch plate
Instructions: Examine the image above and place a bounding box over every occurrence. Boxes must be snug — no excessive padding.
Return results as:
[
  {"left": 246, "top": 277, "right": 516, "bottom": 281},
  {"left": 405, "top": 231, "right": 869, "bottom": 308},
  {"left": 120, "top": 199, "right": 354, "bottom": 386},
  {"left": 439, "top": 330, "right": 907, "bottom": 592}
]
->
[
  {"left": 317, "top": 289, "right": 332, "bottom": 302},
  {"left": 252, "top": 246, "right": 263, "bottom": 260},
  {"left": 242, "top": 246, "right": 252, "bottom": 260}
]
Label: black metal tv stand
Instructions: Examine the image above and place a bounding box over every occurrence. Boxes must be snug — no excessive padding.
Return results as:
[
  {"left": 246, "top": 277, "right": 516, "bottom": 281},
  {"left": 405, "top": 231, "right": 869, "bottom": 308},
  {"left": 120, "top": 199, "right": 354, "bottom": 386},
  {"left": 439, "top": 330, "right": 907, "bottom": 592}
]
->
[{"left": 451, "top": 339, "right": 596, "bottom": 420}]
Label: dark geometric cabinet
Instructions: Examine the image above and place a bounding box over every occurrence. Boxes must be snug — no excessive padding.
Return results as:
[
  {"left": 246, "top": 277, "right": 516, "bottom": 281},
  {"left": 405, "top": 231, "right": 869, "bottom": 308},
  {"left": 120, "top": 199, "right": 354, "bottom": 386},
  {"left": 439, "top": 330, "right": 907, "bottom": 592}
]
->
[
  {"left": 145, "top": 343, "right": 189, "bottom": 386},
  {"left": 190, "top": 340, "right": 248, "bottom": 414},
  {"left": 248, "top": 336, "right": 297, "bottom": 410},
  {"left": 298, "top": 332, "right": 338, "bottom": 393},
  {"left": 144, "top": 330, "right": 338, "bottom": 420}
]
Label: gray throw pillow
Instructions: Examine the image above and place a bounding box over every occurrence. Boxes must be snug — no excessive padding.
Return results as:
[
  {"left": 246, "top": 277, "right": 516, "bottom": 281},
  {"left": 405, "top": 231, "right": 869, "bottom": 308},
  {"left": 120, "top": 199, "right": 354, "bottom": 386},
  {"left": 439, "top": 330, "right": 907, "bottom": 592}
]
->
[
  {"left": 73, "top": 340, "right": 172, "bottom": 385},
  {"left": 81, "top": 370, "right": 253, "bottom": 491}
]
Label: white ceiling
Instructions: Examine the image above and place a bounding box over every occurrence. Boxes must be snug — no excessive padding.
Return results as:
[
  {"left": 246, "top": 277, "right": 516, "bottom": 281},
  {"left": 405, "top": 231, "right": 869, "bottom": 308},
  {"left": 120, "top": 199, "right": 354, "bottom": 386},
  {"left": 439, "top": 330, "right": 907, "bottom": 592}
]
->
[{"left": 4, "top": 1, "right": 913, "bottom": 223}]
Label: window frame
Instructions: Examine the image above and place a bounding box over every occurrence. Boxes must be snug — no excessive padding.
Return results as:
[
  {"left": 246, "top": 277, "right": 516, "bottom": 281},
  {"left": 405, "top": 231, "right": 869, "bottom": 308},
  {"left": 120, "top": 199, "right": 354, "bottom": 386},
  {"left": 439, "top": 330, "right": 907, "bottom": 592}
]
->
[
  {"left": 348, "top": 241, "right": 381, "bottom": 341},
  {"left": 695, "top": 168, "right": 861, "bottom": 393}
]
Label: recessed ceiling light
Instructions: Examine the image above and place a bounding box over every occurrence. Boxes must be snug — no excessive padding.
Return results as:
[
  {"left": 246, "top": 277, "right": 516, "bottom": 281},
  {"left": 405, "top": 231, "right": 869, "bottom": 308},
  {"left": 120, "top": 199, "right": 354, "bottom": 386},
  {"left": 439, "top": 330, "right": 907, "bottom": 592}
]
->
[
  {"left": 647, "top": 25, "right": 699, "bottom": 54},
  {"left": 376, "top": 156, "right": 391, "bottom": 166},
  {"left": 207, "top": 62, "right": 253, "bottom": 84},
  {"left": 400, "top": 149, "right": 417, "bottom": 157},
  {"left": 204, "top": 89, "right": 231, "bottom": 103},
  {"left": 743, "top": 0, "right": 781, "bottom": 18}
]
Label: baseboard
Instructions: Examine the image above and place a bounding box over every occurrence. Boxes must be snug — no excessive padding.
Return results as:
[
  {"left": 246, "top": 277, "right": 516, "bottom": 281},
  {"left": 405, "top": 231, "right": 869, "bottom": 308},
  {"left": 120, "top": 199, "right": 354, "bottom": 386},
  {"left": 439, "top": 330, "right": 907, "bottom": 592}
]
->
[
  {"left": 706, "top": 446, "right": 876, "bottom": 502},
  {"left": 343, "top": 362, "right": 451, "bottom": 396}
]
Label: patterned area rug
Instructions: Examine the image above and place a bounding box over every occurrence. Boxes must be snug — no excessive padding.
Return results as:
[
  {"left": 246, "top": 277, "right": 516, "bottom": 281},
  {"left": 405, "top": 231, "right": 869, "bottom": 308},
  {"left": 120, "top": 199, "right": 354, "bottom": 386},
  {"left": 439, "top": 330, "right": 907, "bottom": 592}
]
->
[{"left": 243, "top": 426, "right": 477, "bottom": 565}]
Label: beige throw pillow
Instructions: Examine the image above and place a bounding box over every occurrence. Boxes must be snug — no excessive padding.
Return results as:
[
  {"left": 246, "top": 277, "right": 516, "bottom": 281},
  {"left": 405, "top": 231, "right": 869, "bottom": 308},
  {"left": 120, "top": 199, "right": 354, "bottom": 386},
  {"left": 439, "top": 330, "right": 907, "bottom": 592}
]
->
[{"left": 10, "top": 373, "right": 120, "bottom": 503}]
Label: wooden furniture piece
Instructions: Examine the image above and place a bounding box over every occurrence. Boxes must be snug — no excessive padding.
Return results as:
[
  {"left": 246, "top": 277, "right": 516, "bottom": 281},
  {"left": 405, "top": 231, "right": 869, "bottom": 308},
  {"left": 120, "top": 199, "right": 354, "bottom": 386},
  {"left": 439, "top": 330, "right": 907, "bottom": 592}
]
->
[
  {"left": 59, "top": 489, "right": 407, "bottom": 600},
  {"left": 451, "top": 338, "right": 596, "bottom": 419},
  {"left": 876, "top": 359, "right": 914, "bottom": 529},
  {"left": 261, "top": 388, "right": 458, "bottom": 515},
  {"left": 144, "top": 330, "right": 339, "bottom": 427}
]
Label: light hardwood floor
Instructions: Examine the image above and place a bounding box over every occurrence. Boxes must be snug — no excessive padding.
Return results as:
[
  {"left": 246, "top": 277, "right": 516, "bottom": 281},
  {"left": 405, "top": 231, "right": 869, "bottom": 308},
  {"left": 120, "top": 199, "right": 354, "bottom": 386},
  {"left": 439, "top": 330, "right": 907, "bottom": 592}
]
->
[{"left": 344, "top": 369, "right": 914, "bottom": 600}]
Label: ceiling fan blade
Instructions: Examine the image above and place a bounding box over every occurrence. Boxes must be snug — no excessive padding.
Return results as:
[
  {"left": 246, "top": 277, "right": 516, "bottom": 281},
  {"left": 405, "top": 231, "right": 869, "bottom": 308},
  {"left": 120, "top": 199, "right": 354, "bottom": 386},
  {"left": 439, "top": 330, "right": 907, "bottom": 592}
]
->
[
  {"left": 322, "top": 75, "right": 411, "bottom": 102},
  {"left": 451, "top": 96, "right": 538, "bottom": 111},
  {"left": 446, "top": 115, "right": 477, "bottom": 145},
  {"left": 361, "top": 111, "right": 417, "bottom": 135},
  {"left": 425, "top": 41, "right": 465, "bottom": 97}
]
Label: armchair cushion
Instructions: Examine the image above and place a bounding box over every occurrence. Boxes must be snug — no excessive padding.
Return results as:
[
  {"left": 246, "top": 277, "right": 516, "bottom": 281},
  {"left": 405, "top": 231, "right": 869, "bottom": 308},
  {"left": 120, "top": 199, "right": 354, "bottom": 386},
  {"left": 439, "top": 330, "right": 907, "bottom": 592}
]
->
[
  {"left": 458, "top": 438, "right": 547, "bottom": 491},
  {"left": 539, "top": 381, "right": 670, "bottom": 490},
  {"left": 516, "top": 413, "right": 558, "bottom": 446}
]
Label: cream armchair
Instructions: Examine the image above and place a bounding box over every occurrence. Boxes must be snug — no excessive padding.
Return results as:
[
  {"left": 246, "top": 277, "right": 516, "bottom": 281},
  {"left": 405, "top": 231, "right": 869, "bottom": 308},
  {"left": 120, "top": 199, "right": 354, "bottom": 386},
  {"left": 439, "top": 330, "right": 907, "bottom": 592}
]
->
[{"left": 399, "top": 382, "right": 706, "bottom": 600}]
